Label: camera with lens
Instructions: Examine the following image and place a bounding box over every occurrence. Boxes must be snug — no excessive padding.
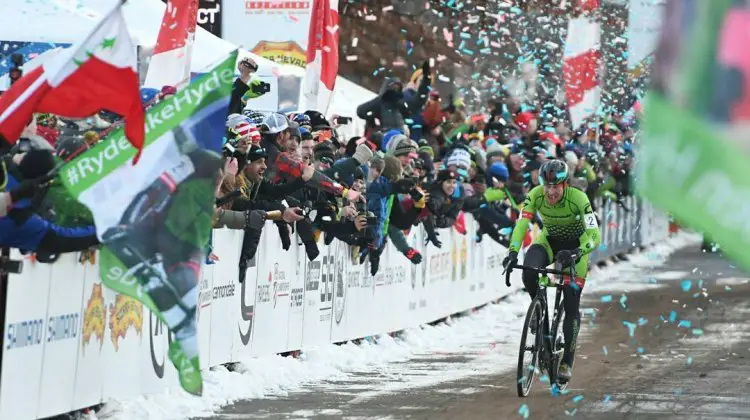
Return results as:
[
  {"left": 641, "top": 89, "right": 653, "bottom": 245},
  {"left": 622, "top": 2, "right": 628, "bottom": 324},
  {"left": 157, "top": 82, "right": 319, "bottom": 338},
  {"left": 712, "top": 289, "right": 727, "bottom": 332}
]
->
[
  {"left": 252, "top": 81, "right": 271, "bottom": 95},
  {"left": 408, "top": 188, "right": 424, "bottom": 202},
  {"left": 222, "top": 138, "right": 237, "bottom": 158}
]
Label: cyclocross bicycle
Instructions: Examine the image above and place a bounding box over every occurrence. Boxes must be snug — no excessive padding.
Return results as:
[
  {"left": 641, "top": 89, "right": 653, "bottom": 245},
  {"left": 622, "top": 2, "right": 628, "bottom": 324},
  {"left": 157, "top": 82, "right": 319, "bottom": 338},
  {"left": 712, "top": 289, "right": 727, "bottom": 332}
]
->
[{"left": 503, "top": 261, "right": 575, "bottom": 397}]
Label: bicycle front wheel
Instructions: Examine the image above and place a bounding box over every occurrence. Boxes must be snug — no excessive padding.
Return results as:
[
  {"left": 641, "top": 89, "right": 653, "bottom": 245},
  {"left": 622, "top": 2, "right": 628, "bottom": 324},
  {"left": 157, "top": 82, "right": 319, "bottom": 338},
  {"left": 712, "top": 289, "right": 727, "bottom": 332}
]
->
[{"left": 517, "top": 298, "right": 544, "bottom": 397}]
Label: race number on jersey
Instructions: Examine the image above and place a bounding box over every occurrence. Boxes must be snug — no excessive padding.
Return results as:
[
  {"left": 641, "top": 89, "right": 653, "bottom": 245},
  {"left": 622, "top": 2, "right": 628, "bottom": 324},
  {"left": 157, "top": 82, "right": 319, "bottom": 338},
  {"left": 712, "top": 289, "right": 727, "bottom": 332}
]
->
[{"left": 584, "top": 213, "right": 598, "bottom": 228}]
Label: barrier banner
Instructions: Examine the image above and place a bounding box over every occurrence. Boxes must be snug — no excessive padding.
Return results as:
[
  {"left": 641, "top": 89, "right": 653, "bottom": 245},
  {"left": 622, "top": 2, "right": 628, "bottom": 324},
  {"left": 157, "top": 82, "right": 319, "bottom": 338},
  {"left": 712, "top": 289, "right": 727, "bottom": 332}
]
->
[
  {"left": 57, "top": 51, "right": 239, "bottom": 395},
  {"left": 0, "top": 204, "right": 670, "bottom": 420}
]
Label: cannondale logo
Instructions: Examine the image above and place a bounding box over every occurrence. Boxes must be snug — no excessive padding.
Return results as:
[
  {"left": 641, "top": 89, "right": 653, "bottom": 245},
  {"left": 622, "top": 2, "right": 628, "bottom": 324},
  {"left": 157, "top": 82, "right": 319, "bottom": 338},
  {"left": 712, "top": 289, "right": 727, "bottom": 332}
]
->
[
  {"left": 238, "top": 273, "right": 255, "bottom": 346},
  {"left": 149, "top": 312, "right": 172, "bottom": 378}
]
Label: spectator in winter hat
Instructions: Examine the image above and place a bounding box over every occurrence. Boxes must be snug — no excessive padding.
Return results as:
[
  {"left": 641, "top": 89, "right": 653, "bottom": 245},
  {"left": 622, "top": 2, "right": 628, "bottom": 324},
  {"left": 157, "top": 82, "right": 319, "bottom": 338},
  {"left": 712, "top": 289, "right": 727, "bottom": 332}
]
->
[
  {"left": 259, "top": 113, "right": 290, "bottom": 177},
  {"left": 233, "top": 122, "right": 261, "bottom": 151},
  {"left": 226, "top": 113, "right": 251, "bottom": 130},
  {"left": 380, "top": 129, "right": 405, "bottom": 153},
  {"left": 313, "top": 142, "right": 336, "bottom": 170},
  {"left": 445, "top": 147, "right": 472, "bottom": 173},
  {"left": 417, "top": 139, "right": 434, "bottom": 159},
  {"left": 393, "top": 139, "right": 418, "bottom": 167}
]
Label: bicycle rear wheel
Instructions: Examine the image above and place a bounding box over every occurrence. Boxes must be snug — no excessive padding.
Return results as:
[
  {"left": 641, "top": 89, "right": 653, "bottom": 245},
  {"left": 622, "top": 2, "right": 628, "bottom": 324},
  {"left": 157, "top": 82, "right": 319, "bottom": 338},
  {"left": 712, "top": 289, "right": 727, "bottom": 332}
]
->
[{"left": 517, "top": 298, "right": 543, "bottom": 397}]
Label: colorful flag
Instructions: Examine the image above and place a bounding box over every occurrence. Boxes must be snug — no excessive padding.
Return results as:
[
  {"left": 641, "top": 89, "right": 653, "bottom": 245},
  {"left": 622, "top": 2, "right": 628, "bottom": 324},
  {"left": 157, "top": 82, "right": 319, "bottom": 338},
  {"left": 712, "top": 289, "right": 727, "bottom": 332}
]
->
[
  {"left": 58, "top": 50, "right": 239, "bottom": 395},
  {"left": 563, "top": 0, "right": 601, "bottom": 129},
  {"left": 303, "top": 0, "right": 339, "bottom": 113},
  {"left": 638, "top": 0, "right": 750, "bottom": 269},
  {"left": 0, "top": 2, "right": 144, "bottom": 161},
  {"left": 143, "top": 0, "right": 199, "bottom": 90}
]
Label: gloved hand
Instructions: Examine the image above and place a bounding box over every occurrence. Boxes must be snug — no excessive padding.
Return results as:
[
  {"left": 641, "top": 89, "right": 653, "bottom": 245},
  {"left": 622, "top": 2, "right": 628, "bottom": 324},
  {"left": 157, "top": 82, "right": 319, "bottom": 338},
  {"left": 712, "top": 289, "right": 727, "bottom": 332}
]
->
[
  {"left": 405, "top": 248, "right": 422, "bottom": 264},
  {"left": 502, "top": 250, "right": 518, "bottom": 271},
  {"left": 483, "top": 187, "right": 506, "bottom": 203},
  {"left": 370, "top": 252, "right": 380, "bottom": 276},
  {"left": 425, "top": 231, "right": 442, "bottom": 248},
  {"left": 555, "top": 249, "right": 580, "bottom": 267},
  {"left": 352, "top": 143, "right": 374, "bottom": 164}
]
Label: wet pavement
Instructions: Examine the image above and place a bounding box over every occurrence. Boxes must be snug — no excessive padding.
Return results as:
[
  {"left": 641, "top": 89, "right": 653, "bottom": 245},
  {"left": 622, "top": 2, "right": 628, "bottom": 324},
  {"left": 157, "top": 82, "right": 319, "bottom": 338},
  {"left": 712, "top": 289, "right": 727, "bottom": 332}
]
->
[{"left": 201, "top": 246, "right": 750, "bottom": 419}]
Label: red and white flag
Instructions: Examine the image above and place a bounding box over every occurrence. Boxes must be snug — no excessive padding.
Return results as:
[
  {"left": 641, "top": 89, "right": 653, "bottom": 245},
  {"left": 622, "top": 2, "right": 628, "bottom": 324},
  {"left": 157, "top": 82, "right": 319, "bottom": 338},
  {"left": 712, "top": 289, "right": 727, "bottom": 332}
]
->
[
  {"left": 0, "top": 2, "right": 145, "bottom": 161},
  {"left": 303, "top": 0, "right": 339, "bottom": 114},
  {"left": 563, "top": 0, "right": 602, "bottom": 129},
  {"left": 143, "top": 0, "right": 198, "bottom": 90}
]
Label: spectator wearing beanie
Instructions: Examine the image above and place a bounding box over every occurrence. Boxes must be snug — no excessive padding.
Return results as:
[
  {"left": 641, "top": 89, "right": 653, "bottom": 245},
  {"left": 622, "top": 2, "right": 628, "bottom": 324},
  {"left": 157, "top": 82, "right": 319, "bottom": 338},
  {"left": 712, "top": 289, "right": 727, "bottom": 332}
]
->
[
  {"left": 392, "top": 139, "right": 419, "bottom": 178},
  {"left": 313, "top": 142, "right": 336, "bottom": 170}
]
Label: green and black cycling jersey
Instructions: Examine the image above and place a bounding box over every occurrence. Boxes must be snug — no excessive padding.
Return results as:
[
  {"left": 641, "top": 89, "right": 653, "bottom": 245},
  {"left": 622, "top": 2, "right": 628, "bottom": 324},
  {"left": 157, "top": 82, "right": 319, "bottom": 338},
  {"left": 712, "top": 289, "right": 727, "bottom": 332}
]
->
[{"left": 509, "top": 185, "right": 601, "bottom": 257}]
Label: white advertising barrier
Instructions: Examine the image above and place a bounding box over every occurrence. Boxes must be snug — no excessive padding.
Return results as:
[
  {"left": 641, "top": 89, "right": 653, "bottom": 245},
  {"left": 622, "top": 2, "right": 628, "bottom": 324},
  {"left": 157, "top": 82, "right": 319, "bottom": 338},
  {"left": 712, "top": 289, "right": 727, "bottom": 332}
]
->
[{"left": 0, "top": 208, "right": 670, "bottom": 420}]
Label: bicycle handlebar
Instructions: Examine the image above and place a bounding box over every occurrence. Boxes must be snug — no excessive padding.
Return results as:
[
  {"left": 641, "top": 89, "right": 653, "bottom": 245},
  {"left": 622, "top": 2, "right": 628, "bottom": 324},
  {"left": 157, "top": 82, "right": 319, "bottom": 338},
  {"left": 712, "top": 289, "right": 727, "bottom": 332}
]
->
[{"left": 502, "top": 262, "right": 575, "bottom": 288}]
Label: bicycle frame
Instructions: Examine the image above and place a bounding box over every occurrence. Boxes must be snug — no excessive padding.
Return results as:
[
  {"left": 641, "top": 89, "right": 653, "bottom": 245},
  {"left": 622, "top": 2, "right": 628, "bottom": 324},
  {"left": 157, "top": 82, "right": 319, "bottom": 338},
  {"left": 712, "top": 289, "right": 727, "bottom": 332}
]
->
[{"left": 504, "top": 261, "right": 576, "bottom": 389}]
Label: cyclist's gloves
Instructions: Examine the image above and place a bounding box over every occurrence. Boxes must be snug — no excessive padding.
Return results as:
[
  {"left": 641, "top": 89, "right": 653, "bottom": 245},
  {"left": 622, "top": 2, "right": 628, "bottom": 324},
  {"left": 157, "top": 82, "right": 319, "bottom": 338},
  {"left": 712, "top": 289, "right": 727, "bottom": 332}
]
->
[
  {"left": 555, "top": 249, "right": 580, "bottom": 267},
  {"left": 503, "top": 250, "right": 518, "bottom": 270}
]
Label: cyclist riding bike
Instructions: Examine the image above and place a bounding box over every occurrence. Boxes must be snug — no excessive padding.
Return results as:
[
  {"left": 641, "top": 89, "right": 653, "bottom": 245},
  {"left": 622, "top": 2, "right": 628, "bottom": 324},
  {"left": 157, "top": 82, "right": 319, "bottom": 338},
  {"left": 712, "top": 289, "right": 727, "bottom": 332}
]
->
[{"left": 503, "top": 159, "right": 601, "bottom": 382}]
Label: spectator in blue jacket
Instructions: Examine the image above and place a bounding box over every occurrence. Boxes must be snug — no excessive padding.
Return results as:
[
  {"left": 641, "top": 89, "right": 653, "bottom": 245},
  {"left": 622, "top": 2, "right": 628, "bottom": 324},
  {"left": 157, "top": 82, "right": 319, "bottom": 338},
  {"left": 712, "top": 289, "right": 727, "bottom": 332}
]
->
[{"left": 0, "top": 150, "right": 99, "bottom": 255}]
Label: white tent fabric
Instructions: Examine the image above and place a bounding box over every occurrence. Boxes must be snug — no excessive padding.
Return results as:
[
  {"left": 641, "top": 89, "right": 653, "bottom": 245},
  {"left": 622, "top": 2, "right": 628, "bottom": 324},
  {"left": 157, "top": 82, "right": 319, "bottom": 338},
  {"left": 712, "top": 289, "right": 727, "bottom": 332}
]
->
[{"left": 1, "top": 0, "right": 376, "bottom": 122}]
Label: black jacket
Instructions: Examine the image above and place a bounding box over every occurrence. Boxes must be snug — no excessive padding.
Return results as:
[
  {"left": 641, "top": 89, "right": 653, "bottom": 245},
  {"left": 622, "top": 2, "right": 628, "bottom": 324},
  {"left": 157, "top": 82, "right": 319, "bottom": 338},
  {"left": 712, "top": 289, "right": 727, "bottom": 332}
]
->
[{"left": 356, "top": 76, "right": 430, "bottom": 133}]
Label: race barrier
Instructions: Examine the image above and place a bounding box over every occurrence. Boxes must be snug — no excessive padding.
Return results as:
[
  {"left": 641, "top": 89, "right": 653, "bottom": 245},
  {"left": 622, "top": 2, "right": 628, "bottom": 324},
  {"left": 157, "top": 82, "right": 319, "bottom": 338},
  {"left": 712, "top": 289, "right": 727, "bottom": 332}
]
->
[{"left": 0, "top": 196, "right": 668, "bottom": 419}]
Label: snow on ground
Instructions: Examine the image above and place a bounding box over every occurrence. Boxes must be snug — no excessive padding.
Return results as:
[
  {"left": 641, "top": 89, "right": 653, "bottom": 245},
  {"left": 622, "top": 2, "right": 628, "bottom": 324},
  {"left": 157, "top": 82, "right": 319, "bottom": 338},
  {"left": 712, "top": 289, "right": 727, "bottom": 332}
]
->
[{"left": 99, "top": 232, "right": 700, "bottom": 420}]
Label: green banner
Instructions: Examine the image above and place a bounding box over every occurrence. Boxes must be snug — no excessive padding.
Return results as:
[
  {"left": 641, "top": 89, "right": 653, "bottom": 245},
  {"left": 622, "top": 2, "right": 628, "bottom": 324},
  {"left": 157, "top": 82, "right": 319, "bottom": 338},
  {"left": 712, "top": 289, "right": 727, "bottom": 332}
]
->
[
  {"left": 638, "top": 1, "right": 750, "bottom": 270},
  {"left": 60, "top": 50, "right": 238, "bottom": 395}
]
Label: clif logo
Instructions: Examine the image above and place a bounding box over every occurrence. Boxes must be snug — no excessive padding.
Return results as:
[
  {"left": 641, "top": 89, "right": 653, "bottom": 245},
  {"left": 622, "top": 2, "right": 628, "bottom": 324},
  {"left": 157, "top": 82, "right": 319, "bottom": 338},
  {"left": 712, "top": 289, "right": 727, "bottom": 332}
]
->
[
  {"left": 108, "top": 294, "right": 143, "bottom": 351},
  {"left": 81, "top": 283, "right": 106, "bottom": 354}
]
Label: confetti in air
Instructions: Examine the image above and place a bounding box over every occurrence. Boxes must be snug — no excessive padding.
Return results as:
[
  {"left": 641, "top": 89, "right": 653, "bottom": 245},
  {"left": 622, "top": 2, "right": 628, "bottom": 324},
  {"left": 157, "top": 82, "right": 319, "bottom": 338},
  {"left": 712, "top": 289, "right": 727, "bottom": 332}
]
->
[{"left": 518, "top": 404, "right": 530, "bottom": 419}]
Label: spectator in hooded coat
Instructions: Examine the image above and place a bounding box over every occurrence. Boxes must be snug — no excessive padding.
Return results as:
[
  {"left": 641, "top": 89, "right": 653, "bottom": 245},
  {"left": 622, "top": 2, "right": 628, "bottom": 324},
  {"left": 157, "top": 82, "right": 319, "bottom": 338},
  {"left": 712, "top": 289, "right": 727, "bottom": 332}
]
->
[{"left": 356, "top": 62, "right": 432, "bottom": 135}]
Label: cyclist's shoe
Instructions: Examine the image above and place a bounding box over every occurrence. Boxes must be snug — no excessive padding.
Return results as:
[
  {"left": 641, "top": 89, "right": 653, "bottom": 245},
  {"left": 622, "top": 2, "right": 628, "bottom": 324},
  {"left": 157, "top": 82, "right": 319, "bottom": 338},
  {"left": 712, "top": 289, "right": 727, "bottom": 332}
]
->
[
  {"left": 538, "top": 276, "right": 551, "bottom": 288},
  {"left": 558, "top": 363, "right": 572, "bottom": 382}
]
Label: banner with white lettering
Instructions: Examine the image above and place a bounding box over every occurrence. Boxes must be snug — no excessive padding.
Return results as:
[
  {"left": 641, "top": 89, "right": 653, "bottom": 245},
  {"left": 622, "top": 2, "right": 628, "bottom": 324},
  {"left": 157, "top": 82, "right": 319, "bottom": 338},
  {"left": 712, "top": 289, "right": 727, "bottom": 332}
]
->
[
  {"left": 198, "top": 0, "right": 223, "bottom": 37},
  {"left": 58, "top": 50, "right": 239, "bottom": 395}
]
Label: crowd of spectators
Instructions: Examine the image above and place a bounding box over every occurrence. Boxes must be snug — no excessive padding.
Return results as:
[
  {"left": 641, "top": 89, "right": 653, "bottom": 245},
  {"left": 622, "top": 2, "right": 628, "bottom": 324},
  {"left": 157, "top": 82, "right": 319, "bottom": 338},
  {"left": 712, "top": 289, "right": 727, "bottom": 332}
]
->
[{"left": 0, "top": 56, "right": 639, "bottom": 276}]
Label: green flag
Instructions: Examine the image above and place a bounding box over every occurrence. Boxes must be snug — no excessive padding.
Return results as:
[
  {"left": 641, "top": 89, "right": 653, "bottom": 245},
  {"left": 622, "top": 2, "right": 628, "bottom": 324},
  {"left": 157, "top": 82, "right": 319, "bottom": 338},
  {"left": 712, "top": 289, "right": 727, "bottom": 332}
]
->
[
  {"left": 59, "top": 50, "right": 239, "bottom": 395},
  {"left": 637, "top": 1, "right": 750, "bottom": 270}
]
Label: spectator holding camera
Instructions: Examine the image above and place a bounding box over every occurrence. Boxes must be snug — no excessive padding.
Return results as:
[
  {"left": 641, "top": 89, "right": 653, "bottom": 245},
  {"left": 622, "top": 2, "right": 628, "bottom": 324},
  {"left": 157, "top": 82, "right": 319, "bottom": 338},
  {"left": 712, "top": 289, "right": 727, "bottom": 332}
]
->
[{"left": 228, "top": 57, "right": 271, "bottom": 116}]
